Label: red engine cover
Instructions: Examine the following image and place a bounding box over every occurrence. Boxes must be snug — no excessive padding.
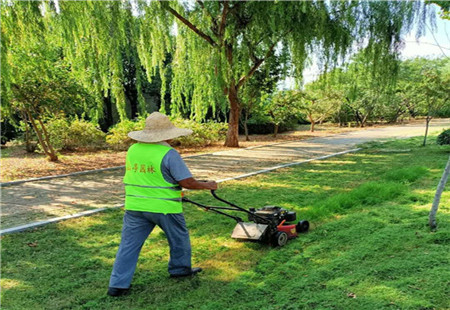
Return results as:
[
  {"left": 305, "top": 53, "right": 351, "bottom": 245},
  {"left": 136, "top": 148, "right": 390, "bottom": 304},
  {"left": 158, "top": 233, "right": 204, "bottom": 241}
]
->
[{"left": 277, "top": 224, "right": 298, "bottom": 239}]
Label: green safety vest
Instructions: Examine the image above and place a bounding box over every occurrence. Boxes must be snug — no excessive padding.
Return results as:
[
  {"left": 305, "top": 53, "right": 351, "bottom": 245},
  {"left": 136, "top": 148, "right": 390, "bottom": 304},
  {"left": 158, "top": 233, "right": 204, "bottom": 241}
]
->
[{"left": 123, "top": 143, "right": 183, "bottom": 214}]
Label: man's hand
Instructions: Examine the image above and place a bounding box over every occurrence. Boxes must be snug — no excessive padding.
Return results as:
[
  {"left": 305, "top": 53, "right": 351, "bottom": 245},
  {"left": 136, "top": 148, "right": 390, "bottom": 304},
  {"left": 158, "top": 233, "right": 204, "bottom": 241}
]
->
[
  {"left": 179, "top": 178, "right": 218, "bottom": 190},
  {"left": 203, "top": 180, "right": 218, "bottom": 190}
]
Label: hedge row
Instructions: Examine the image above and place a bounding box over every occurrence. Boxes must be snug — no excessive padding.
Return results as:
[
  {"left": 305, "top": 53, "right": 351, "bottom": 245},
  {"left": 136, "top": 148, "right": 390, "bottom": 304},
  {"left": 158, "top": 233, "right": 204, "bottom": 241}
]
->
[{"left": 39, "top": 117, "right": 228, "bottom": 152}]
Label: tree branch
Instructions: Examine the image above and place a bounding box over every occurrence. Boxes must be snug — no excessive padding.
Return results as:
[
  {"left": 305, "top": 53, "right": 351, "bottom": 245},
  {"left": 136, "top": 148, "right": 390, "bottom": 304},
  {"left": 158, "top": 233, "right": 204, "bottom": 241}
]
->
[
  {"left": 218, "top": 1, "right": 229, "bottom": 40},
  {"left": 236, "top": 41, "right": 277, "bottom": 90},
  {"left": 162, "top": 2, "right": 217, "bottom": 47},
  {"left": 228, "top": 1, "right": 243, "bottom": 14},
  {"left": 237, "top": 29, "right": 293, "bottom": 90},
  {"left": 196, "top": 0, "right": 218, "bottom": 34},
  {"left": 196, "top": 0, "right": 214, "bottom": 21}
]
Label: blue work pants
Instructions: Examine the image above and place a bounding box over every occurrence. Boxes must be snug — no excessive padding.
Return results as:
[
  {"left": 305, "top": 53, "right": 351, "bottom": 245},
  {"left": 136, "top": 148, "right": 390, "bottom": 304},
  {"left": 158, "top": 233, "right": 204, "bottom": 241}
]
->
[{"left": 109, "top": 210, "right": 192, "bottom": 288}]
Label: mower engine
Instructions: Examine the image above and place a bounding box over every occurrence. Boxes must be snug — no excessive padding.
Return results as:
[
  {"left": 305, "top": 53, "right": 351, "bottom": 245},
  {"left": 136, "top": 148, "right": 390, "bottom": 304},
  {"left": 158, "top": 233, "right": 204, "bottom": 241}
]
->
[
  {"left": 248, "top": 206, "right": 296, "bottom": 224},
  {"left": 231, "top": 206, "right": 310, "bottom": 247}
]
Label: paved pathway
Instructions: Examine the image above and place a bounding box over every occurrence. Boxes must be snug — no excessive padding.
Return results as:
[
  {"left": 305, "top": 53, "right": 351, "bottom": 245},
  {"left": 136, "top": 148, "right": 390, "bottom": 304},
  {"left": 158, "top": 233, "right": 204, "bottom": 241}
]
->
[{"left": 1, "top": 119, "right": 449, "bottom": 230}]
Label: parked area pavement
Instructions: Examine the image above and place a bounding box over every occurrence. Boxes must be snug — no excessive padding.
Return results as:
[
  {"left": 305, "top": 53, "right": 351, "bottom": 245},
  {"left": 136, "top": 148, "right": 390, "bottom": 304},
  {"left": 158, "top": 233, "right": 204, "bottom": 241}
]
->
[{"left": 1, "top": 119, "right": 449, "bottom": 231}]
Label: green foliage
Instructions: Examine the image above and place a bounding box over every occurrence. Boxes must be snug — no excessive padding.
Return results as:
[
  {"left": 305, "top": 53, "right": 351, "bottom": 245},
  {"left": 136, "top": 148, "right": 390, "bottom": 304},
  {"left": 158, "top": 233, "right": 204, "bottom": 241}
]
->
[
  {"left": 171, "top": 118, "right": 228, "bottom": 147},
  {"left": 394, "top": 58, "right": 450, "bottom": 118},
  {"left": 429, "top": 1, "right": 450, "bottom": 19},
  {"left": 6, "top": 45, "right": 96, "bottom": 120},
  {"left": 1, "top": 0, "right": 431, "bottom": 146},
  {"left": 305, "top": 56, "right": 450, "bottom": 126},
  {"left": 260, "top": 91, "right": 302, "bottom": 135},
  {"left": 437, "top": 129, "right": 450, "bottom": 145},
  {"left": 0, "top": 31, "right": 99, "bottom": 160},
  {"left": 300, "top": 82, "right": 341, "bottom": 130},
  {"left": 64, "top": 119, "right": 107, "bottom": 150},
  {"left": 42, "top": 118, "right": 106, "bottom": 152},
  {"left": 106, "top": 119, "right": 145, "bottom": 151},
  {"left": 106, "top": 117, "right": 228, "bottom": 150},
  {"left": 42, "top": 118, "right": 70, "bottom": 152}
]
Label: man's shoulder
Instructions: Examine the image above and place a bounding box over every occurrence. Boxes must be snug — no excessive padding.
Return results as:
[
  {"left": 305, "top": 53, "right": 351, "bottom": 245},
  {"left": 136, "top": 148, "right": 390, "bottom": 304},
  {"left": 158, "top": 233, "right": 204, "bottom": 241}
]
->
[{"left": 164, "top": 148, "right": 183, "bottom": 162}]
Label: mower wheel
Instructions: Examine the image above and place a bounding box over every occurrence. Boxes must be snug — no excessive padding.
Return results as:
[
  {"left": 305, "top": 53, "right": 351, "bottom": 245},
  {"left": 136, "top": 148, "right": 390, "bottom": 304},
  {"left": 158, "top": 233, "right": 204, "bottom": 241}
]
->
[
  {"left": 296, "top": 220, "right": 310, "bottom": 233},
  {"left": 273, "top": 231, "right": 288, "bottom": 247}
]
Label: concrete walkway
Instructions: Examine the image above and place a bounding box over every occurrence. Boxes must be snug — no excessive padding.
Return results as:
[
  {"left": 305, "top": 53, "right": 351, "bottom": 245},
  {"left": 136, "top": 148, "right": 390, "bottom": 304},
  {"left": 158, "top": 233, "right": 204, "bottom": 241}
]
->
[{"left": 1, "top": 119, "right": 449, "bottom": 230}]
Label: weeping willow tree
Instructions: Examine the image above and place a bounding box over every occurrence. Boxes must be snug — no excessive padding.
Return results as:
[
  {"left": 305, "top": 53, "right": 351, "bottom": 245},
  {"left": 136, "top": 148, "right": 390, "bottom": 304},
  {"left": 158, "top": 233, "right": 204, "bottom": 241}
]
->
[
  {"left": 1, "top": 1, "right": 97, "bottom": 160},
  {"left": 1, "top": 0, "right": 149, "bottom": 123},
  {"left": 2, "top": 0, "right": 430, "bottom": 147},
  {"left": 153, "top": 0, "right": 429, "bottom": 146}
]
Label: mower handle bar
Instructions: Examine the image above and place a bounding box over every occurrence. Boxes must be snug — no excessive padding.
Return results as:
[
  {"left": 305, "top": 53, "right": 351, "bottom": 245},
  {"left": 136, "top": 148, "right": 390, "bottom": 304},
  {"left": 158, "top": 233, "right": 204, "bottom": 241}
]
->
[
  {"left": 182, "top": 190, "right": 271, "bottom": 224},
  {"left": 182, "top": 196, "right": 244, "bottom": 223}
]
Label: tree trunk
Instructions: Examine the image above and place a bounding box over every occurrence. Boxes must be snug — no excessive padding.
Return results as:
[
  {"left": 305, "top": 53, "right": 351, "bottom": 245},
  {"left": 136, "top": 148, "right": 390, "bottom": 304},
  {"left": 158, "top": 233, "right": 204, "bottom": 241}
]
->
[
  {"left": 360, "top": 114, "right": 367, "bottom": 127},
  {"left": 423, "top": 113, "right": 432, "bottom": 147},
  {"left": 354, "top": 111, "right": 362, "bottom": 127},
  {"left": 27, "top": 111, "right": 49, "bottom": 155},
  {"left": 244, "top": 109, "right": 250, "bottom": 141},
  {"left": 37, "top": 118, "right": 58, "bottom": 161},
  {"left": 273, "top": 124, "right": 279, "bottom": 137},
  {"left": 308, "top": 114, "right": 315, "bottom": 132},
  {"left": 224, "top": 85, "right": 240, "bottom": 147},
  {"left": 27, "top": 111, "right": 58, "bottom": 161},
  {"left": 429, "top": 156, "right": 450, "bottom": 230},
  {"left": 21, "top": 111, "right": 35, "bottom": 153},
  {"left": 360, "top": 113, "right": 368, "bottom": 128},
  {"left": 24, "top": 123, "right": 35, "bottom": 153}
]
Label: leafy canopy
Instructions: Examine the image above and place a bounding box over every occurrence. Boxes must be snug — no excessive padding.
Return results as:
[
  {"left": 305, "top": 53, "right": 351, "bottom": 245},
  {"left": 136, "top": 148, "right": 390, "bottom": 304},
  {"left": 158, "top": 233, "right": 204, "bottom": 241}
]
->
[{"left": 1, "top": 0, "right": 430, "bottom": 123}]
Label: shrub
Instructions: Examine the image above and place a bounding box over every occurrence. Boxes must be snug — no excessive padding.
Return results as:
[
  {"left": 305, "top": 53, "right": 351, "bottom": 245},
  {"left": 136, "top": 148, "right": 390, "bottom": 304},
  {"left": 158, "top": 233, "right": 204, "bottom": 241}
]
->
[
  {"left": 171, "top": 118, "right": 228, "bottom": 147},
  {"left": 436, "top": 129, "right": 450, "bottom": 145},
  {"left": 65, "top": 119, "right": 106, "bottom": 150},
  {"left": 106, "top": 118, "right": 145, "bottom": 151},
  {"left": 106, "top": 116, "right": 228, "bottom": 150},
  {"left": 41, "top": 118, "right": 106, "bottom": 152},
  {"left": 241, "top": 114, "right": 301, "bottom": 135},
  {"left": 43, "top": 118, "right": 70, "bottom": 151}
]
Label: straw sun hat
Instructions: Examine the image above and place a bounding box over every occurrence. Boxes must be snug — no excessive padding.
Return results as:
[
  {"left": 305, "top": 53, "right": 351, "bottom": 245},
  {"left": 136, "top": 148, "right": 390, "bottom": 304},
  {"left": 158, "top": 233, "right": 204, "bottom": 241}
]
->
[{"left": 128, "top": 112, "right": 193, "bottom": 143}]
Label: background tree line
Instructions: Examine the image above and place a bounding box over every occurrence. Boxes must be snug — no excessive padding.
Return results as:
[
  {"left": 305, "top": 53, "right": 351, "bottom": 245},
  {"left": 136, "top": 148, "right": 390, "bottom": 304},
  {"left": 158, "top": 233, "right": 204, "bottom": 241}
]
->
[
  {"left": 1, "top": 0, "right": 447, "bottom": 161},
  {"left": 274, "top": 56, "right": 449, "bottom": 130}
]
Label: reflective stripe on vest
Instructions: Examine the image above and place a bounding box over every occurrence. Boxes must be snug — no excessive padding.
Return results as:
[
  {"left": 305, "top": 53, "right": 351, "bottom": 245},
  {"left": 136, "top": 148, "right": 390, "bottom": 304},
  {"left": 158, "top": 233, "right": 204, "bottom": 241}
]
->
[{"left": 123, "top": 143, "right": 183, "bottom": 214}]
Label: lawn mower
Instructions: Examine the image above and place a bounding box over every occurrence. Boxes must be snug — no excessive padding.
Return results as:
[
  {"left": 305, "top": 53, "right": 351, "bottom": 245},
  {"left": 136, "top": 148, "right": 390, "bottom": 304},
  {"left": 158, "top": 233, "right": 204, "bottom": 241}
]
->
[{"left": 182, "top": 190, "right": 309, "bottom": 247}]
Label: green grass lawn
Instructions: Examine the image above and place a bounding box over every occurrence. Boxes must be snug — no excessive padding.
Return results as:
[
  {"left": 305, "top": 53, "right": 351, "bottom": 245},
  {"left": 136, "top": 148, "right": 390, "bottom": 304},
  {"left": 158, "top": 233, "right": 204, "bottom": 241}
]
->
[{"left": 1, "top": 136, "right": 449, "bottom": 310}]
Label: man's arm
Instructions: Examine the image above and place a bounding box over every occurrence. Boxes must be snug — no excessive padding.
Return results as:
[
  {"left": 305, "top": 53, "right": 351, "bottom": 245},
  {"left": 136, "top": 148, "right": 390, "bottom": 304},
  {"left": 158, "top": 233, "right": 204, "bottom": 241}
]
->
[
  {"left": 179, "top": 178, "right": 217, "bottom": 190},
  {"left": 161, "top": 147, "right": 217, "bottom": 190}
]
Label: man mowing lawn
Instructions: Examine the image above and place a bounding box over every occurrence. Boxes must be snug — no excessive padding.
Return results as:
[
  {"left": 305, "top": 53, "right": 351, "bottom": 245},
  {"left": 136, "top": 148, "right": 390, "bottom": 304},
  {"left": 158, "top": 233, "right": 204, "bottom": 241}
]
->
[{"left": 108, "top": 112, "right": 217, "bottom": 297}]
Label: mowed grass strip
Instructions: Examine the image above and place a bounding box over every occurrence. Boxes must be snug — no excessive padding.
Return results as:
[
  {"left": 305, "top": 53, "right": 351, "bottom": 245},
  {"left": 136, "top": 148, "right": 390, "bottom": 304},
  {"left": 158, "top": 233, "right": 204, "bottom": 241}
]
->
[{"left": 1, "top": 136, "right": 449, "bottom": 310}]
